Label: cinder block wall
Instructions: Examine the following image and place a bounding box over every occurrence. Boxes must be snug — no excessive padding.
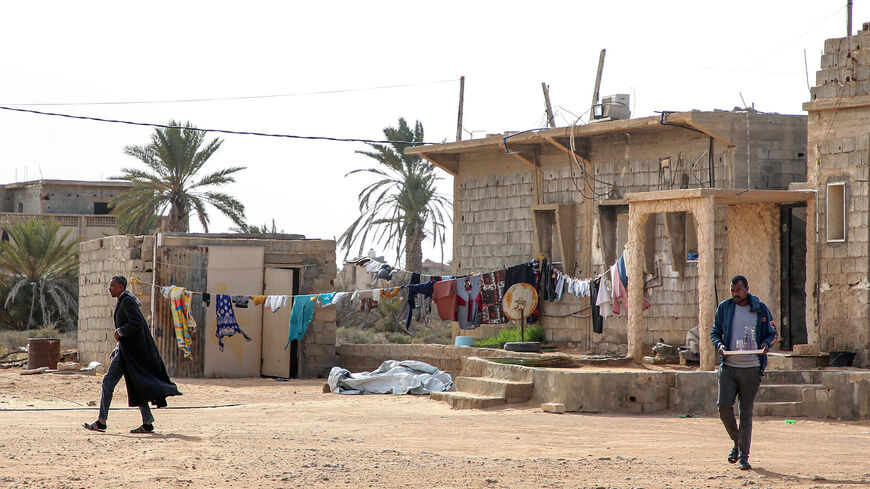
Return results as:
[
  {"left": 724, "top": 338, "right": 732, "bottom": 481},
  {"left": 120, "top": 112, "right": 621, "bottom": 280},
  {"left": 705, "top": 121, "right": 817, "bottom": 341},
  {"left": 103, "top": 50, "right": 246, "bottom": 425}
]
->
[
  {"left": 451, "top": 116, "right": 805, "bottom": 355},
  {"left": 808, "top": 29, "right": 870, "bottom": 366},
  {"left": 78, "top": 235, "right": 152, "bottom": 364}
]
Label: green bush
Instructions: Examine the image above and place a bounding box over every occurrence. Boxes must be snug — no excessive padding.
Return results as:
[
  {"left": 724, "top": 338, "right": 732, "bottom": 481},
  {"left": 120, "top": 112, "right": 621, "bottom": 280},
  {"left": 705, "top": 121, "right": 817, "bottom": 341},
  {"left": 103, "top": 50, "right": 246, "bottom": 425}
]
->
[{"left": 473, "top": 325, "right": 545, "bottom": 348}]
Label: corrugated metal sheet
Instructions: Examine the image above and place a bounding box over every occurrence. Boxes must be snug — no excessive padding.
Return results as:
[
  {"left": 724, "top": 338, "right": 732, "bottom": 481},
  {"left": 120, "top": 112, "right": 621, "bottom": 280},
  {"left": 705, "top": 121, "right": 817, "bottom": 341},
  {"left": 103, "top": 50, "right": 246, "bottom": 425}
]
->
[{"left": 154, "top": 246, "right": 208, "bottom": 377}]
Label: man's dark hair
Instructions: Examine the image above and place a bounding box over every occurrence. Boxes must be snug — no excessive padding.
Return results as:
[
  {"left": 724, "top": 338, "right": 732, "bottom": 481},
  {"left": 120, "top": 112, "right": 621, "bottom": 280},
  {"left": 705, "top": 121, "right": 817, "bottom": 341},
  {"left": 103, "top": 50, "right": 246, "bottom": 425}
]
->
[
  {"left": 730, "top": 275, "right": 748, "bottom": 288},
  {"left": 111, "top": 275, "right": 128, "bottom": 288}
]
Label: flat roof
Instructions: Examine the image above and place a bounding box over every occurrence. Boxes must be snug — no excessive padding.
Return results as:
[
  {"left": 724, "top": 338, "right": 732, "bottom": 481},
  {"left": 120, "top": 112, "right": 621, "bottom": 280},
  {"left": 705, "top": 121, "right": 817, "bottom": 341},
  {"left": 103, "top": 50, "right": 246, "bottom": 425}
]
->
[
  {"left": 1, "top": 179, "right": 134, "bottom": 189},
  {"left": 624, "top": 188, "right": 816, "bottom": 205}
]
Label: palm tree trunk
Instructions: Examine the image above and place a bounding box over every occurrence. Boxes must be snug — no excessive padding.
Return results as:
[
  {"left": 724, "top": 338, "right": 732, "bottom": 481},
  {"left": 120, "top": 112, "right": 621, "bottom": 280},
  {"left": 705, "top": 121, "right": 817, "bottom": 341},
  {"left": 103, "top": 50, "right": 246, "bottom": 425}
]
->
[
  {"left": 168, "top": 199, "right": 189, "bottom": 232},
  {"left": 27, "top": 283, "right": 36, "bottom": 330},
  {"left": 404, "top": 225, "right": 424, "bottom": 272}
]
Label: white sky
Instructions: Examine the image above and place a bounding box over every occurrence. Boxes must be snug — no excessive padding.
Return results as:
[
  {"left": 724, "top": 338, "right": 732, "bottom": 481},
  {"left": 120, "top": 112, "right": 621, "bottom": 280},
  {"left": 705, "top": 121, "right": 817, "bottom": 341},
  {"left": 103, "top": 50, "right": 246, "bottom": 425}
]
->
[{"left": 0, "top": 1, "right": 864, "bottom": 267}]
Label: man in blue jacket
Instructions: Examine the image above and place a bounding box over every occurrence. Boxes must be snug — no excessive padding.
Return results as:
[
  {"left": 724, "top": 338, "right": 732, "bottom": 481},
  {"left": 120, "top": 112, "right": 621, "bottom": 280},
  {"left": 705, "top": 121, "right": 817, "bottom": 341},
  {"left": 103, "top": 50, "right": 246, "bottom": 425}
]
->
[{"left": 710, "top": 275, "right": 778, "bottom": 471}]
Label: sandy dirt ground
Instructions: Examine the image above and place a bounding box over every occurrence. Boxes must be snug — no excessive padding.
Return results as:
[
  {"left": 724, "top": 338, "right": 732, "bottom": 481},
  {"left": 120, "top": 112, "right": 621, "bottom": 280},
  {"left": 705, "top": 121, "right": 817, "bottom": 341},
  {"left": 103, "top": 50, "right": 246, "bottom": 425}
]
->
[{"left": 1, "top": 368, "right": 869, "bottom": 489}]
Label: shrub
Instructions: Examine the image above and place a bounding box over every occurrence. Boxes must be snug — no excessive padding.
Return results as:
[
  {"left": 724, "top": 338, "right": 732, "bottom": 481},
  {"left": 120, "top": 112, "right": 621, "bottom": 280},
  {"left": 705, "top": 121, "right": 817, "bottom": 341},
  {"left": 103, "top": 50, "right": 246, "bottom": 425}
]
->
[
  {"left": 0, "top": 327, "right": 77, "bottom": 354},
  {"left": 473, "top": 325, "right": 545, "bottom": 348}
]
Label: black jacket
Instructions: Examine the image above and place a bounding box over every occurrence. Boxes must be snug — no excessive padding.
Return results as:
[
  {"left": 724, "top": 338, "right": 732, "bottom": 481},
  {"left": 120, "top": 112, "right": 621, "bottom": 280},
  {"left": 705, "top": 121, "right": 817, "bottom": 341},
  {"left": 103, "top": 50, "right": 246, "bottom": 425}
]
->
[{"left": 115, "top": 290, "right": 182, "bottom": 407}]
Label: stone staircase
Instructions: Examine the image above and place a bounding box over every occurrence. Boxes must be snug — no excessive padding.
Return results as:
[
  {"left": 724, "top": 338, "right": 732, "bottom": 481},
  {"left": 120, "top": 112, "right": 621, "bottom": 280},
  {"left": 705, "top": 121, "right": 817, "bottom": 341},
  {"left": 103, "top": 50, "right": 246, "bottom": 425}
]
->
[
  {"left": 754, "top": 370, "right": 828, "bottom": 418},
  {"left": 430, "top": 376, "right": 534, "bottom": 409}
]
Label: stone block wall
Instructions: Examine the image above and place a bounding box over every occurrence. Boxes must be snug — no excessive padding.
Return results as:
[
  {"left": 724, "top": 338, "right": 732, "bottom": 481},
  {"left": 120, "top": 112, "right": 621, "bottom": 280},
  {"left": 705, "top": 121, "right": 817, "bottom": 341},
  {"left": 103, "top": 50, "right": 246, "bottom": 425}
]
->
[
  {"left": 78, "top": 235, "right": 153, "bottom": 364},
  {"left": 808, "top": 30, "right": 870, "bottom": 366}
]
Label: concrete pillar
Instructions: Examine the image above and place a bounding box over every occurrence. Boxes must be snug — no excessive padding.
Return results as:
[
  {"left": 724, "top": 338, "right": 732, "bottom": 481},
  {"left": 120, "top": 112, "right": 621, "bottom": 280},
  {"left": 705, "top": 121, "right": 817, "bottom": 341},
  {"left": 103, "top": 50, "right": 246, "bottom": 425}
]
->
[
  {"left": 696, "top": 197, "right": 717, "bottom": 371},
  {"left": 627, "top": 208, "right": 650, "bottom": 363},
  {"left": 805, "top": 195, "right": 819, "bottom": 347}
]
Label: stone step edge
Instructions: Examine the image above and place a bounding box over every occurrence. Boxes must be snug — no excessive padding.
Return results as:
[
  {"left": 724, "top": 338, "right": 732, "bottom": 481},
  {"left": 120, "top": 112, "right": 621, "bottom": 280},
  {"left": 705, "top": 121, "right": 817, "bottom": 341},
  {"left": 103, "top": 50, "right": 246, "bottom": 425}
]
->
[{"left": 455, "top": 376, "right": 534, "bottom": 386}]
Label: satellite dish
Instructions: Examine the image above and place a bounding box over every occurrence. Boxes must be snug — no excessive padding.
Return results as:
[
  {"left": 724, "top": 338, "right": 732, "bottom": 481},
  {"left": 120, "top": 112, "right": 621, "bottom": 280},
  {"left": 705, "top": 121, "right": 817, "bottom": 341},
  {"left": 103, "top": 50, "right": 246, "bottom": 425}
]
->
[{"left": 502, "top": 283, "right": 538, "bottom": 322}]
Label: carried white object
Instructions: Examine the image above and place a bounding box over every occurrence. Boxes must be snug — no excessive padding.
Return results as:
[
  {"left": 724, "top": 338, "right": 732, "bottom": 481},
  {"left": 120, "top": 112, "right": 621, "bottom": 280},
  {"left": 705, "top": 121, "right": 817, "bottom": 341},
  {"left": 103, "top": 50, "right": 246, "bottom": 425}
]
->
[{"left": 721, "top": 349, "right": 765, "bottom": 356}]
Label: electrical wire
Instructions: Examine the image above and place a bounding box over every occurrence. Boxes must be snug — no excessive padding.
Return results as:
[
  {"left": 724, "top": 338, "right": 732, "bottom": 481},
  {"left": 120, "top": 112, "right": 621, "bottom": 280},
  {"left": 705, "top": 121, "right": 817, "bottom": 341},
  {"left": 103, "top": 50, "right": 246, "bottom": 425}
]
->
[
  {"left": 0, "top": 105, "right": 440, "bottom": 145},
  {"left": 0, "top": 79, "right": 460, "bottom": 107}
]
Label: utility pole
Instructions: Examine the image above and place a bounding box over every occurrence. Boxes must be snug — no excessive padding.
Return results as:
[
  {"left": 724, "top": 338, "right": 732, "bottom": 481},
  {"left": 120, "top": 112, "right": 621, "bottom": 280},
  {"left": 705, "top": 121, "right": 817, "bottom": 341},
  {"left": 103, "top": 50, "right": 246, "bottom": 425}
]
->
[
  {"left": 848, "top": 0, "right": 853, "bottom": 36},
  {"left": 542, "top": 82, "right": 556, "bottom": 128},
  {"left": 456, "top": 76, "right": 465, "bottom": 142},
  {"left": 590, "top": 49, "right": 606, "bottom": 119}
]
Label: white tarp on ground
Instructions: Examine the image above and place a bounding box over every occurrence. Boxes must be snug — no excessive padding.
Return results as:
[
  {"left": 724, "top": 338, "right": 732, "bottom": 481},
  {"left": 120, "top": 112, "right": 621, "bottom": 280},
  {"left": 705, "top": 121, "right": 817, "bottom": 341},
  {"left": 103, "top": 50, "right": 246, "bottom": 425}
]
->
[{"left": 327, "top": 360, "right": 454, "bottom": 395}]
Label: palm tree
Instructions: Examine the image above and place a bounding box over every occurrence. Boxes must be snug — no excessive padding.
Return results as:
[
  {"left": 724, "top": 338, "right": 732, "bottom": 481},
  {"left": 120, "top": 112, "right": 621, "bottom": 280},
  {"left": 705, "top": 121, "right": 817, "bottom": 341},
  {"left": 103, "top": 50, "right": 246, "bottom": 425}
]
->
[
  {"left": 110, "top": 121, "right": 247, "bottom": 233},
  {"left": 0, "top": 218, "right": 79, "bottom": 330},
  {"left": 338, "top": 118, "right": 451, "bottom": 271},
  {"left": 231, "top": 218, "right": 283, "bottom": 234}
]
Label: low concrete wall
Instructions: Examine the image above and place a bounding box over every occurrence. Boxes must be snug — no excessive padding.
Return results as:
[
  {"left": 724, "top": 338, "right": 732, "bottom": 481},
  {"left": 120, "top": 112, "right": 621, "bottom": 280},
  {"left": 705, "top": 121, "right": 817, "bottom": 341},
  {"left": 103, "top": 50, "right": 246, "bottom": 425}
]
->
[
  {"left": 671, "top": 371, "right": 719, "bottom": 416},
  {"left": 817, "top": 371, "right": 870, "bottom": 420},
  {"left": 463, "top": 357, "right": 674, "bottom": 414},
  {"left": 335, "top": 344, "right": 542, "bottom": 378}
]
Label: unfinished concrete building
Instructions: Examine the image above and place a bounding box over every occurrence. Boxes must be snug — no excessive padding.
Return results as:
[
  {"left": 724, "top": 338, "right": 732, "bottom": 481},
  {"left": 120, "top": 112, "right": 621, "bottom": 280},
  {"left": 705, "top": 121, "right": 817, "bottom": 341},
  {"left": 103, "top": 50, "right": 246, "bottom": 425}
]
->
[
  {"left": 77, "top": 233, "right": 337, "bottom": 378},
  {"left": 803, "top": 23, "right": 870, "bottom": 367},
  {"left": 0, "top": 179, "right": 131, "bottom": 241},
  {"left": 407, "top": 110, "right": 808, "bottom": 368}
]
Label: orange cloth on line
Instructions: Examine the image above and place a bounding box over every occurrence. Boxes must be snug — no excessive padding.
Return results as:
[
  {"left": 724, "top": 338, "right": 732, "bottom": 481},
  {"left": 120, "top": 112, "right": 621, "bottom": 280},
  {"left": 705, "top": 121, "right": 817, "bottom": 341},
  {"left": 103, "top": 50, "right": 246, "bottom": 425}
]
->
[
  {"left": 381, "top": 287, "right": 401, "bottom": 299},
  {"left": 251, "top": 295, "right": 267, "bottom": 306}
]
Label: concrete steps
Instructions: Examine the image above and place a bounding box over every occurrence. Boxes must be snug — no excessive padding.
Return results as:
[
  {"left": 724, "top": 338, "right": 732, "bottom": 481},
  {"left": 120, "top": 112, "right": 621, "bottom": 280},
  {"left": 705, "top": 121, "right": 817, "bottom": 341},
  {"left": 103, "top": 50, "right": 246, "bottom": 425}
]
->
[
  {"left": 432, "top": 376, "right": 534, "bottom": 410},
  {"left": 429, "top": 391, "right": 506, "bottom": 409},
  {"left": 754, "top": 369, "right": 830, "bottom": 417},
  {"left": 757, "top": 384, "right": 824, "bottom": 402},
  {"left": 454, "top": 377, "right": 534, "bottom": 403},
  {"left": 767, "top": 353, "right": 829, "bottom": 370},
  {"left": 754, "top": 401, "right": 804, "bottom": 417}
]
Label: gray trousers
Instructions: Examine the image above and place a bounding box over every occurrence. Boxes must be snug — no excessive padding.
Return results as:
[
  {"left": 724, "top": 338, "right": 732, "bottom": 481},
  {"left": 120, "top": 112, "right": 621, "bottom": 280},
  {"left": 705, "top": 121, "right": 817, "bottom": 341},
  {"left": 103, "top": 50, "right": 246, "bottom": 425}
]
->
[
  {"left": 99, "top": 353, "right": 154, "bottom": 424},
  {"left": 717, "top": 365, "right": 761, "bottom": 460}
]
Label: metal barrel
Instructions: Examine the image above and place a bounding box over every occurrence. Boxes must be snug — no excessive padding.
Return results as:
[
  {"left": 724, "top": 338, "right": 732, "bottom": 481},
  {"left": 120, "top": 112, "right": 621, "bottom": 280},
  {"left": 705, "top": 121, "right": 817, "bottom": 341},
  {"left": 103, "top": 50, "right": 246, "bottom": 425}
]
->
[{"left": 27, "top": 338, "right": 61, "bottom": 370}]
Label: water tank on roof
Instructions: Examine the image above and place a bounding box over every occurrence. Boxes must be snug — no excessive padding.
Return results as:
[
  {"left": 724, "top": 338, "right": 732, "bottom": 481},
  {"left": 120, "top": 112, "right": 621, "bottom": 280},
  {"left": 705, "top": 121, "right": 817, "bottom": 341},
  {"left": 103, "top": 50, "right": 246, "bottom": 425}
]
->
[{"left": 599, "top": 94, "right": 631, "bottom": 120}]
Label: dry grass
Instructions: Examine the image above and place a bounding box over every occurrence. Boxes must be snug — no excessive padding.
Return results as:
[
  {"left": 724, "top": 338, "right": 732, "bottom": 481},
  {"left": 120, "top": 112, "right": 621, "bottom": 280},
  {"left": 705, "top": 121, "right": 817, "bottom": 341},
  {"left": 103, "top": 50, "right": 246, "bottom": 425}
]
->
[{"left": 0, "top": 328, "right": 76, "bottom": 355}]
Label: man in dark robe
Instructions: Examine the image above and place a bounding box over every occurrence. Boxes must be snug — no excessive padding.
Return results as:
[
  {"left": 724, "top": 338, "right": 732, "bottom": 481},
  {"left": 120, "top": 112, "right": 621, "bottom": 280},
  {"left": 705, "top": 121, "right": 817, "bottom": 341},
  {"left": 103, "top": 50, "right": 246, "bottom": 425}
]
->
[{"left": 83, "top": 275, "right": 181, "bottom": 433}]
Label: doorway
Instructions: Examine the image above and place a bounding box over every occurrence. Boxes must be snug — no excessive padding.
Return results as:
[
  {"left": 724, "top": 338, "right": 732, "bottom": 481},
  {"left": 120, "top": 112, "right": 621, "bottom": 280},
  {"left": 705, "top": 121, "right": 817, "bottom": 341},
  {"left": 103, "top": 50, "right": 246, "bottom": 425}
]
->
[
  {"left": 260, "top": 267, "right": 301, "bottom": 378},
  {"left": 779, "top": 205, "right": 807, "bottom": 350}
]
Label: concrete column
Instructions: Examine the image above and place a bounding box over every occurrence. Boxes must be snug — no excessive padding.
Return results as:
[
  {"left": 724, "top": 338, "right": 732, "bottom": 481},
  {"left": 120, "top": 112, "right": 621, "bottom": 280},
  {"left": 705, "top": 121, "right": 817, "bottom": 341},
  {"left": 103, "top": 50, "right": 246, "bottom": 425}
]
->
[
  {"left": 805, "top": 195, "right": 819, "bottom": 347},
  {"left": 696, "top": 197, "right": 717, "bottom": 371},
  {"left": 627, "top": 207, "right": 650, "bottom": 363}
]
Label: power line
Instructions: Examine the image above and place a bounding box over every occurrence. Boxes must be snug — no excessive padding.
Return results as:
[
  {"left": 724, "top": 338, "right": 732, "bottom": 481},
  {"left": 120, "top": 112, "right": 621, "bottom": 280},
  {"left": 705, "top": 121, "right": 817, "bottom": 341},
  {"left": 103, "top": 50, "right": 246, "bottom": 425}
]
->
[
  {"left": 0, "top": 78, "right": 460, "bottom": 106},
  {"left": 0, "top": 105, "right": 440, "bottom": 145}
]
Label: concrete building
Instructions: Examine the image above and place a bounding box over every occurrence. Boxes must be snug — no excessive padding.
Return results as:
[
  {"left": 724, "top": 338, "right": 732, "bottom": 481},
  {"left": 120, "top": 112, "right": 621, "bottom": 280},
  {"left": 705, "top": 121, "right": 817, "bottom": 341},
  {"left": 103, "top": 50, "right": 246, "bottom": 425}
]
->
[
  {"left": 0, "top": 179, "right": 132, "bottom": 241},
  {"left": 802, "top": 23, "right": 870, "bottom": 367},
  {"left": 406, "top": 110, "right": 808, "bottom": 366},
  {"left": 77, "top": 233, "right": 337, "bottom": 378}
]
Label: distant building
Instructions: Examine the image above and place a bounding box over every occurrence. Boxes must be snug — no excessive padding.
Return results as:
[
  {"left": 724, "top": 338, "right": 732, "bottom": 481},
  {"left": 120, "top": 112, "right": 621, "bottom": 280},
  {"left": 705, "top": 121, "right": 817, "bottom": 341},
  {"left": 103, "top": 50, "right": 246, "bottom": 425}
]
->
[{"left": 0, "top": 179, "right": 132, "bottom": 241}]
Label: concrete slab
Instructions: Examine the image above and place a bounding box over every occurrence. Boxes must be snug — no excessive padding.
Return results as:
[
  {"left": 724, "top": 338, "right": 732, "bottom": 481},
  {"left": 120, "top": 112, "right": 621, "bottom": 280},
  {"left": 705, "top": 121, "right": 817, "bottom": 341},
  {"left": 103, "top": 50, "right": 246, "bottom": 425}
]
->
[
  {"left": 541, "top": 402, "right": 566, "bottom": 414},
  {"left": 454, "top": 376, "right": 533, "bottom": 402},
  {"left": 429, "top": 391, "right": 506, "bottom": 410}
]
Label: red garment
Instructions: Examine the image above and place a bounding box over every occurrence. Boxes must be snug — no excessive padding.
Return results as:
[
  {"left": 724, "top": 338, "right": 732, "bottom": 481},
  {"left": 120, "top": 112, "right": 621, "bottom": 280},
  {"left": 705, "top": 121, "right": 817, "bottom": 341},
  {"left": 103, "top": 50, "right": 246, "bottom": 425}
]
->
[
  {"left": 433, "top": 279, "right": 458, "bottom": 321},
  {"left": 610, "top": 263, "right": 650, "bottom": 315}
]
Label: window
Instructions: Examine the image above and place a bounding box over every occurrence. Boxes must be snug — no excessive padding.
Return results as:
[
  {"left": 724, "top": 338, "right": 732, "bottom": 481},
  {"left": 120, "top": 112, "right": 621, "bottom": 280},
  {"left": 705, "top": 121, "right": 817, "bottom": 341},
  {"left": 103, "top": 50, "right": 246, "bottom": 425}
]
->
[
  {"left": 827, "top": 182, "right": 846, "bottom": 242},
  {"left": 685, "top": 213, "right": 699, "bottom": 261},
  {"left": 93, "top": 202, "right": 110, "bottom": 215}
]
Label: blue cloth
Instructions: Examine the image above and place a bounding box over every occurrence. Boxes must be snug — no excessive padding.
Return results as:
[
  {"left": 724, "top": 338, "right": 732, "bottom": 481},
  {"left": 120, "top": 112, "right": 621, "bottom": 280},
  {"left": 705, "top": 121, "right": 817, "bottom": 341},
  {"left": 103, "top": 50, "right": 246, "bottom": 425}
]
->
[
  {"left": 285, "top": 294, "right": 316, "bottom": 349},
  {"left": 710, "top": 293, "right": 778, "bottom": 374},
  {"left": 216, "top": 294, "right": 252, "bottom": 351},
  {"left": 316, "top": 292, "right": 336, "bottom": 306},
  {"left": 617, "top": 253, "right": 628, "bottom": 287}
]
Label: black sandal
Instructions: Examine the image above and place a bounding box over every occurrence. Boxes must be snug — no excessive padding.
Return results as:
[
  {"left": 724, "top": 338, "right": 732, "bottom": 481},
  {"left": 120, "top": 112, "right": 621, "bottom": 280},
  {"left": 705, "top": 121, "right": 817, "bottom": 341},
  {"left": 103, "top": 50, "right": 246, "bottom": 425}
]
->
[
  {"left": 727, "top": 445, "right": 739, "bottom": 464},
  {"left": 83, "top": 421, "right": 106, "bottom": 432},
  {"left": 130, "top": 424, "right": 154, "bottom": 434}
]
